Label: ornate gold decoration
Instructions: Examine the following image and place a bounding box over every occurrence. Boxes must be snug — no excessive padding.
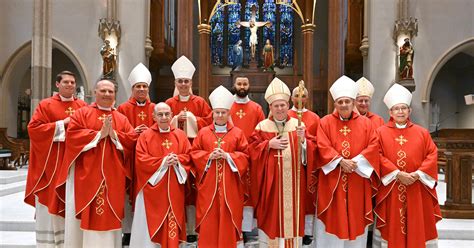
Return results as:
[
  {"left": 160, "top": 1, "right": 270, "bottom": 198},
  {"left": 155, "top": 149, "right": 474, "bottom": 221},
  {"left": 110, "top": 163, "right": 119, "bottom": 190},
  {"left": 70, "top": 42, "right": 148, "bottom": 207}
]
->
[
  {"left": 236, "top": 109, "right": 246, "bottom": 119},
  {"left": 339, "top": 126, "right": 351, "bottom": 136},
  {"left": 162, "top": 139, "right": 172, "bottom": 149},
  {"left": 341, "top": 140, "right": 351, "bottom": 158},
  {"left": 138, "top": 111, "right": 147, "bottom": 121},
  {"left": 98, "top": 113, "right": 109, "bottom": 123},
  {"left": 168, "top": 211, "right": 177, "bottom": 239},
  {"left": 395, "top": 135, "right": 408, "bottom": 146},
  {"left": 65, "top": 107, "right": 75, "bottom": 116},
  {"left": 95, "top": 184, "right": 106, "bottom": 216},
  {"left": 396, "top": 148, "right": 407, "bottom": 235}
]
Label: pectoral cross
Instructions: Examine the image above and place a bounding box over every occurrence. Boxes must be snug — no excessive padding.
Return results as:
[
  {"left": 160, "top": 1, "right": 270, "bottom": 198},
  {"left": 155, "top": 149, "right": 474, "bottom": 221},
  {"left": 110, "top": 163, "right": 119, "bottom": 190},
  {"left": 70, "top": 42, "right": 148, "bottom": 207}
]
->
[
  {"left": 65, "top": 107, "right": 75, "bottom": 116},
  {"left": 395, "top": 135, "right": 408, "bottom": 146},
  {"left": 214, "top": 138, "right": 225, "bottom": 148},
  {"left": 236, "top": 109, "right": 246, "bottom": 119},
  {"left": 162, "top": 139, "right": 172, "bottom": 149},
  {"left": 98, "top": 114, "right": 109, "bottom": 123},
  {"left": 138, "top": 111, "right": 147, "bottom": 121},
  {"left": 339, "top": 126, "right": 351, "bottom": 136}
]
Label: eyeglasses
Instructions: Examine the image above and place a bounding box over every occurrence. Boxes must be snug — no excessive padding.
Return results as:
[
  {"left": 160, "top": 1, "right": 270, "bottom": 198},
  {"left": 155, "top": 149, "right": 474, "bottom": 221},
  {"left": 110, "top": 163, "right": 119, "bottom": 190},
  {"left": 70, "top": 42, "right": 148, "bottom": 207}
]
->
[
  {"left": 176, "top": 79, "right": 191, "bottom": 84},
  {"left": 391, "top": 106, "right": 409, "bottom": 113},
  {"left": 156, "top": 112, "right": 171, "bottom": 118}
]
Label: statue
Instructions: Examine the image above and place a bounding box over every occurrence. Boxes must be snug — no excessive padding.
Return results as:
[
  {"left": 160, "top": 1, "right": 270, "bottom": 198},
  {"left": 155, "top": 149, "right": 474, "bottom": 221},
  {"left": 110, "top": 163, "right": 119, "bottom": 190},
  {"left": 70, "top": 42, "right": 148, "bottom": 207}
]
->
[
  {"left": 236, "top": 5, "right": 271, "bottom": 60},
  {"left": 100, "top": 40, "right": 116, "bottom": 79},
  {"left": 232, "top": 40, "right": 243, "bottom": 70},
  {"left": 262, "top": 39, "right": 274, "bottom": 71},
  {"left": 76, "top": 86, "right": 85, "bottom": 100},
  {"left": 399, "top": 38, "right": 414, "bottom": 79}
]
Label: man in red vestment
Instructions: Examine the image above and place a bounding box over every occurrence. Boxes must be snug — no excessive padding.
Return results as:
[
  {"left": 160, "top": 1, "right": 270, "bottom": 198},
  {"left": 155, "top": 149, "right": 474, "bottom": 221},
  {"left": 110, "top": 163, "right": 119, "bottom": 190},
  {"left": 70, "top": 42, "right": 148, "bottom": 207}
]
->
[
  {"left": 190, "top": 86, "right": 249, "bottom": 247},
  {"left": 117, "top": 62, "right": 155, "bottom": 244},
  {"left": 165, "top": 55, "right": 212, "bottom": 241},
  {"left": 25, "top": 71, "right": 87, "bottom": 247},
  {"left": 373, "top": 84, "right": 441, "bottom": 248},
  {"left": 55, "top": 79, "right": 137, "bottom": 247},
  {"left": 315, "top": 75, "right": 380, "bottom": 247},
  {"left": 130, "top": 102, "right": 191, "bottom": 247},
  {"left": 229, "top": 76, "right": 265, "bottom": 235},
  {"left": 249, "top": 77, "right": 317, "bottom": 247},
  {"left": 355, "top": 77, "right": 385, "bottom": 128}
]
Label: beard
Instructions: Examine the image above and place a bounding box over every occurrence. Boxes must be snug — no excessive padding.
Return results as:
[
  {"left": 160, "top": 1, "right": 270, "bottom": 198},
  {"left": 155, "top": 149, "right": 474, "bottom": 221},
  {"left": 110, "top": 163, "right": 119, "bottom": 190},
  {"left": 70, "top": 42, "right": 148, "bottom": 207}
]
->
[{"left": 234, "top": 87, "right": 249, "bottom": 98}]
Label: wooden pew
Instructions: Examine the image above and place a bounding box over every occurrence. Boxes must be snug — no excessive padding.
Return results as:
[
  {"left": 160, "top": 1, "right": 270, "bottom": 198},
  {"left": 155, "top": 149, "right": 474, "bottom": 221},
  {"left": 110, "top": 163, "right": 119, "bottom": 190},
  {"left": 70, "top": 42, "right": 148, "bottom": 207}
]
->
[{"left": 0, "top": 128, "right": 29, "bottom": 169}]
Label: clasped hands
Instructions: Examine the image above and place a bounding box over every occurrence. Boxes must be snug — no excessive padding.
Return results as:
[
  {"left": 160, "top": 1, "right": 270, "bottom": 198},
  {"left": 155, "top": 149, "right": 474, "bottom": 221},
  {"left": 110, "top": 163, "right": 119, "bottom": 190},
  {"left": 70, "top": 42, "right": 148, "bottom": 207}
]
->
[
  {"left": 269, "top": 126, "right": 306, "bottom": 150},
  {"left": 396, "top": 171, "right": 420, "bottom": 186},
  {"left": 99, "top": 115, "right": 117, "bottom": 140},
  {"left": 209, "top": 148, "right": 227, "bottom": 160},
  {"left": 165, "top": 153, "right": 179, "bottom": 167},
  {"left": 177, "top": 111, "right": 187, "bottom": 121},
  {"left": 134, "top": 124, "right": 148, "bottom": 134},
  {"left": 340, "top": 159, "right": 358, "bottom": 173}
]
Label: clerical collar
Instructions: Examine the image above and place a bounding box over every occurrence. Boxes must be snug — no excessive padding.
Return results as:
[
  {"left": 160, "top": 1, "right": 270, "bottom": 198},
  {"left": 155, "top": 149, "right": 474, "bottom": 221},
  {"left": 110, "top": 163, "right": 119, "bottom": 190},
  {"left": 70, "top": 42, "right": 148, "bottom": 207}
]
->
[
  {"left": 214, "top": 123, "right": 227, "bottom": 133},
  {"left": 234, "top": 95, "right": 250, "bottom": 104},
  {"left": 179, "top": 95, "right": 190, "bottom": 102},
  {"left": 291, "top": 106, "right": 307, "bottom": 112},
  {"left": 97, "top": 105, "right": 112, "bottom": 111},
  {"left": 59, "top": 94, "right": 74, "bottom": 102},
  {"left": 136, "top": 100, "right": 146, "bottom": 106},
  {"left": 159, "top": 127, "right": 170, "bottom": 133},
  {"left": 339, "top": 113, "right": 352, "bottom": 121},
  {"left": 395, "top": 123, "right": 407, "bottom": 129},
  {"left": 274, "top": 119, "right": 286, "bottom": 125}
]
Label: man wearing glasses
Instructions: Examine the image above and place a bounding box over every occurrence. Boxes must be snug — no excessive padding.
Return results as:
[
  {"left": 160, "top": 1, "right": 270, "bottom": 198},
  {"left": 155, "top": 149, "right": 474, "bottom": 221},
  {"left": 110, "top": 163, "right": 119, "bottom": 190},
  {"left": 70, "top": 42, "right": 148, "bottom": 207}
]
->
[
  {"left": 373, "top": 84, "right": 440, "bottom": 248},
  {"left": 130, "top": 102, "right": 191, "bottom": 247},
  {"left": 165, "top": 55, "right": 212, "bottom": 242}
]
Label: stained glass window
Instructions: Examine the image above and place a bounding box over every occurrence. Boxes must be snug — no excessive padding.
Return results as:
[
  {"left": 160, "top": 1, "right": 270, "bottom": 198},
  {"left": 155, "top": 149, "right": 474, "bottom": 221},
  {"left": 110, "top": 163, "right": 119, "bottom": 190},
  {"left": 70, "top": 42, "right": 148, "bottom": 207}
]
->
[
  {"left": 227, "top": 1, "right": 241, "bottom": 66},
  {"left": 209, "top": 1, "right": 294, "bottom": 67},
  {"left": 210, "top": 4, "right": 224, "bottom": 65}
]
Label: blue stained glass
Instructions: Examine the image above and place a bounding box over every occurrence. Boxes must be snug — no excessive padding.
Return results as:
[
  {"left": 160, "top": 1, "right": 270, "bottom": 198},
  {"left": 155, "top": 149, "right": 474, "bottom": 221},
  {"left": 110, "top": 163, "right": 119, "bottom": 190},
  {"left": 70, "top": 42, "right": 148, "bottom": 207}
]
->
[
  {"left": 244, "top": 0, "right": 259, "bottom": 64},
  {"left": 210, "top": 5, "right": 224, "bottom": 65},
  {"left": 279, "top": 4, "right": 294, "bottom": 67},
  {"left": 263, "top": 0, "right": 276, "bottom": 47},
  {"left": 227, "top": 1, "right": 241, "bottom": 66}
]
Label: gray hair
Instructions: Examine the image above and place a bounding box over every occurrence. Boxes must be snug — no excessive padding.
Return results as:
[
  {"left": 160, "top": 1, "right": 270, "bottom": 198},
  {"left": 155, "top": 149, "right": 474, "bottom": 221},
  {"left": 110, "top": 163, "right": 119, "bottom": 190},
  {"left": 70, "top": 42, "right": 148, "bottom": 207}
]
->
[{"left": 153, "top": 102, "right": 171, "bottom": 115}]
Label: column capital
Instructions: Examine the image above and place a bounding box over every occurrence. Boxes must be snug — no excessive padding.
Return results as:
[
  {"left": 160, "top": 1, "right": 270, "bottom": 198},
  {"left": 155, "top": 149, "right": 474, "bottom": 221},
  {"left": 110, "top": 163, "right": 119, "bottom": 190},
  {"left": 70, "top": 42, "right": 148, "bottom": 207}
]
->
[
  {"left": 301, "top": 24, "right": 316, "bottom": 34},
  {"left": 197, "top": 24, "right": 211, "bottom": 34}
]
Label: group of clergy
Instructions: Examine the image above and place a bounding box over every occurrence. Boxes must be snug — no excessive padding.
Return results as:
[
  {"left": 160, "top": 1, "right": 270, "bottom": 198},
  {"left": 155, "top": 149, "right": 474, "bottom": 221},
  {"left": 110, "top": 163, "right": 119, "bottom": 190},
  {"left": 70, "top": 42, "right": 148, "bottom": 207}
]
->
[{"left": 24, "top": 55, "right": 441, "bottom": 248}]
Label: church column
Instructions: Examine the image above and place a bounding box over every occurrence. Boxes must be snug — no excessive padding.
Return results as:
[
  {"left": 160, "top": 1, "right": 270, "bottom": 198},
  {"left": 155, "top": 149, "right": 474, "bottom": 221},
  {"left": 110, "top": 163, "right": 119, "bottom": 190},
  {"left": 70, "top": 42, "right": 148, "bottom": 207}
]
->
[
  {"left": 177, "top": 0, "right": 193, "bottom": 58},
  {"left": 360, "top": 0, "right": 369, "bottom": 76},
  {"left": 144, "top": 0, "right": 153, "bottom": 64},
  {"left": 302, "top": 24, "right": 315, "bottom": 110},
  {"left": 197, "top": 24, "right": 211, "bottom": 100},
  {"left": 327, "top": 0, "right": 345, "bottom": 111},
  {"left": 31, "top": 0, "right": 52, "bottom": 112}
]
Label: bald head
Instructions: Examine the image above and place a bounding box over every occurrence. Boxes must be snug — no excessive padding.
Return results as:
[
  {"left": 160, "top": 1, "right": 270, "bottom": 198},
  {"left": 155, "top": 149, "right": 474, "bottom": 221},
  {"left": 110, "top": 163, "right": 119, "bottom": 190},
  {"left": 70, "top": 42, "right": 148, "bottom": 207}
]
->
[
  {"left": 153, "top": 102, "right": 173, "bottom": 130},
  {"left": 291, "top": 87, "right": 308, "bottom": 108},
  {"left": 154, "top": 102, "right": 171, "bottom": 115},
  {"left": 95, "top": 79, "right": 116, "bottom": 108}
]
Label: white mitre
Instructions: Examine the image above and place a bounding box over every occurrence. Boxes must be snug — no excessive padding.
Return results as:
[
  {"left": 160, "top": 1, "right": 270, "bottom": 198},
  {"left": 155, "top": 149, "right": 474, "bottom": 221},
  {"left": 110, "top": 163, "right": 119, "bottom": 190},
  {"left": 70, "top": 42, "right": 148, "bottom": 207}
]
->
[
  {"left": 209, "top": 85, "right": 234, "bottom": 110},
  {"left": 356, "top": 77, "right": 374, "bottom": 98},
  {"left": 329, "top": 75, "right": 359, "bottom": 100},
  {"left": 383, "top": 83, "right": 412, "bottom": 109},
  {"left": 171, "top": 55, "right": 196, "bottom": 79},
  {"left": 265, "top": 77, "right": 291, "bottom": 104},
  {"left": 128, "top": 63, "right": 152, "bottom": 87}
]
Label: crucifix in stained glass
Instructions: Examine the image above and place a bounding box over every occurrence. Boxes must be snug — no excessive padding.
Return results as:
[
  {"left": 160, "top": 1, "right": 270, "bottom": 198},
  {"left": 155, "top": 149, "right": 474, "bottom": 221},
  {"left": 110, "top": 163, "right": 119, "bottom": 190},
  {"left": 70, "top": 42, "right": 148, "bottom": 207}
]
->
[{"left": 237, "top": 4, "right": 271, "bottom": 61}]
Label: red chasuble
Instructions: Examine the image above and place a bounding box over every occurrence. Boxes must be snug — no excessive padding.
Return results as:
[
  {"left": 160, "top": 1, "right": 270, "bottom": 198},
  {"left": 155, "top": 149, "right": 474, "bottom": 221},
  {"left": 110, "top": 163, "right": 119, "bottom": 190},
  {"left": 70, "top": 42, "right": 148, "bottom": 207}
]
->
[
  {"left": 25, "top": 94, "right": 87, "bottom": 216},
  {"left": 190, "top": 122, "right": 249, "bottom": 247},
  {"left": 117, "top": 97, "right": 156, "bottom": 128},
  {"left": 248, "top": 117, "right": 316, "bottom": 241},
  {"left": 230, "top": 100, "right": 265, "bottom": 207},
  {"left": 288, "top": 108, "right": 321, "bottom": 137},
  {"left": 375, "top": 119, "right": 441, "bottom": 248},
  {"left": 365, "top": 111, "right": 385, "bottom": 129},
  {"left": 135, "top": 124, "right": 191, "bottom": 246},
  {"left": 165, "top": 95, "right": 212, "bottom": 131},
  {"left": 230, "top": 100, "right": 265, "bottom": 139},
  {"left": 55, "top": 103, "right": 137, "bottom": 230},
  {"left": 316, "top": 111, "right": 380, "bottom": 240}
]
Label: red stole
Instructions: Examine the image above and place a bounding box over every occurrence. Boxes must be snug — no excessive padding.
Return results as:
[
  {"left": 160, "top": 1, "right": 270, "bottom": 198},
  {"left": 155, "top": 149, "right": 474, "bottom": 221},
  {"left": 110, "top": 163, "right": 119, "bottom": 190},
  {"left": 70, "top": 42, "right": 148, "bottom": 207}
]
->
[{"left": 55, "top": 104, "right": 137, "bottom": 230}]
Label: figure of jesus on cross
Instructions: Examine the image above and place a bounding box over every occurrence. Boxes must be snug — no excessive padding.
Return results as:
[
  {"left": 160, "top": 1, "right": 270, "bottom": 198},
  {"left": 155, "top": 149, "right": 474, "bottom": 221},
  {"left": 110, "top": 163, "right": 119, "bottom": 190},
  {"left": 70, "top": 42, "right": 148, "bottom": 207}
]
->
[{"left": 236, "top": 5, "right": 271, "bottom": 60}]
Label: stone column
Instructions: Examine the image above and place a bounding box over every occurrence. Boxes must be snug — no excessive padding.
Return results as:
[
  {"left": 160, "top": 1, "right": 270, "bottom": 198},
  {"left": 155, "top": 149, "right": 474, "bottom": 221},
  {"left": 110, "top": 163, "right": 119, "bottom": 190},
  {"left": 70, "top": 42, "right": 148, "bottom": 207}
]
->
[
  {"left": 302, "top": 24, "right": 315, "bottom": 110},
  {"left": 145, "top": 0, "right": 153, "bottom": 64},
  {"left": 197, "top": 24, "right": 211, "bottom": 100},
  {"left": 31, "top": 0, "right": 52, "bottom": 113},
  {"left": 327, "top": 0, "right": 345, "bottom": 111},
  {"left": 177, "top": 0, "right": 193, "bottom": 58}
]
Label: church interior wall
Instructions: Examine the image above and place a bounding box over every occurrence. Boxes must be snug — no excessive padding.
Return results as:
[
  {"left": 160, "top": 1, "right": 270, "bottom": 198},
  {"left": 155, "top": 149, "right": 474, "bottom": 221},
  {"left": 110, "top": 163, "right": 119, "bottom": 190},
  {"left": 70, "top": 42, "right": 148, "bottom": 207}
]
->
[{"left": 368, "top": 0, "right": 474, "bottom": 128}]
